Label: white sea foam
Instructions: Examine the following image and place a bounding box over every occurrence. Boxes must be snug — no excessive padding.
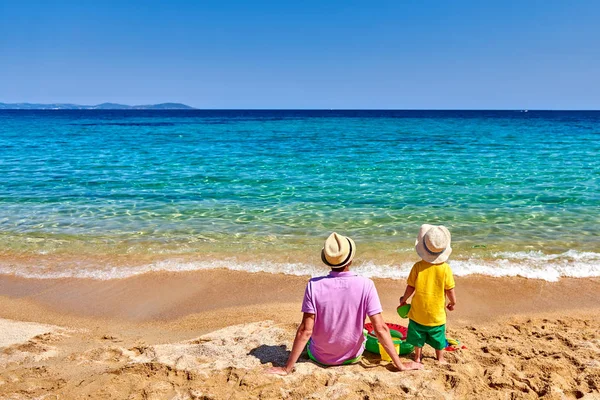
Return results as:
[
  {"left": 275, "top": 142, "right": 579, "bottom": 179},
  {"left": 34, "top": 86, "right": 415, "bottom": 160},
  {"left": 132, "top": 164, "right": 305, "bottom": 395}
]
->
[
  {"left": 0, "top": 251, "right": 599, "bottom": 282},
  {"left": 451, "top": 250, "right": 600, "bottom": 281}
]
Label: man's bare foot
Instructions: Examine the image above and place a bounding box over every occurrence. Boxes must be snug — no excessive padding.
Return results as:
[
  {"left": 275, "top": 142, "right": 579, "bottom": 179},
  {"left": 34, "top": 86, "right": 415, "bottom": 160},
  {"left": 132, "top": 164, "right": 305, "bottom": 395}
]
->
[
  {"left": 437, "top": 359, "right": 448, "bottom": 365},
  {"left": 266, "top": 367, "right": 290, "bottom": 375},
  {"left": 403, "top": 361, "right": 424, "bottom": 370}
]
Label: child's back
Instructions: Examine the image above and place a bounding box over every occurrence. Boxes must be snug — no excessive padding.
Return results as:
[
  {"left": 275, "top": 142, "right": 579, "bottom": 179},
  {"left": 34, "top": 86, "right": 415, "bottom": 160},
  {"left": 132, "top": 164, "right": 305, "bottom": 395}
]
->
[{"left": 407, "top": 260, "right": 454, "bottom": 327}]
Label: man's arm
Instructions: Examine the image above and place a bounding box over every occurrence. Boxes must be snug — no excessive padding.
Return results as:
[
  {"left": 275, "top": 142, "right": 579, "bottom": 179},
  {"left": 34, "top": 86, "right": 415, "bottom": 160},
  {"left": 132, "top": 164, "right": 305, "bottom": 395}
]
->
[
  {"left": 266, "top": 313, "right": 315, "bottom": 375},
  {"left": 446, "top": 288, "right": 456, "bottom": 311},
  {"left": 368, "top": 313, "right": 422, "bottom": 371},
  {"left": 399, "top": 285, "right": 415, "bottom": 305}
]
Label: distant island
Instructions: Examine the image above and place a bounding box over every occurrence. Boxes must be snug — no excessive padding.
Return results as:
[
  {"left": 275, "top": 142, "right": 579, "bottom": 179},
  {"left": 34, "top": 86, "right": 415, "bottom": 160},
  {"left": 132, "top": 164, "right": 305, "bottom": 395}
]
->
[{"left": 0, "top": 102, "right": 195, "bottom": 110}]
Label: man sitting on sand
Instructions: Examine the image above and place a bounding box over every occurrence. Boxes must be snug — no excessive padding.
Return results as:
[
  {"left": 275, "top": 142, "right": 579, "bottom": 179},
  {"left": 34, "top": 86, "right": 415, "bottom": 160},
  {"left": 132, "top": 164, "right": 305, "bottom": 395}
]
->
[{"left": 268, "top": 232, "right": 422, "bottom": 374}]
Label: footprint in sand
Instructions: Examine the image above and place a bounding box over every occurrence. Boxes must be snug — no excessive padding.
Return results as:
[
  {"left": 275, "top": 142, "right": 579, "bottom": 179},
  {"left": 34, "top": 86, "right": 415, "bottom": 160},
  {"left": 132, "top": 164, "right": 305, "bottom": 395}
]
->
[{"left": 76, "top": 346, "right": 135, "bottom": 364}]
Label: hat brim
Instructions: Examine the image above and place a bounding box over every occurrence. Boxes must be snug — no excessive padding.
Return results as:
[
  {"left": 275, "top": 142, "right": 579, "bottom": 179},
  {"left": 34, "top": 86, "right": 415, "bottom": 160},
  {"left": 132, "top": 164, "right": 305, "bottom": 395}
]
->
[
  {"left": 415, "top": 225, "right": 452, "bottom": 264},
  {"left": 321, "top": 237, "right": 356, "bottom": 268}
]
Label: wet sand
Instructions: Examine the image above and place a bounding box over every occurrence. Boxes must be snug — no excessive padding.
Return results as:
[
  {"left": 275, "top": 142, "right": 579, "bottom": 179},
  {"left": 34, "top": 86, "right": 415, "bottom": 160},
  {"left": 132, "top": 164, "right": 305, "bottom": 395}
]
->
[
  {"left": 1, "top": 270, "right": 600, "bottom": 399},
  {"left": 1, "top": 270, "right": 599, "bottom": 323}
]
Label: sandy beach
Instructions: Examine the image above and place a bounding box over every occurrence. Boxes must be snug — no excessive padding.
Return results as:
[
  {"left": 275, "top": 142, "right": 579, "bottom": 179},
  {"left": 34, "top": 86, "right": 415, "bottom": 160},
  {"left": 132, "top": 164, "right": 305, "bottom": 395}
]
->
[{"left": 1, "top": 270, "right": 599, "bottom": 399}]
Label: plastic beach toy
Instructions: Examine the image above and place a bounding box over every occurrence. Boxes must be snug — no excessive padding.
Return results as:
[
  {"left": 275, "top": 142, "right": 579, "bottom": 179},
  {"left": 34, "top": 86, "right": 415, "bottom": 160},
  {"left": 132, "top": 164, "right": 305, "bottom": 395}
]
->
[
  {"left": 445, "top": 337, "right": 467, "bottom": 351},
  {"left": 396, "top": 303, "right": 411, "bottom": 319},
  {"left": 378, "top": 342, "right": 400, "bottom": 362},
  {"left": 364, "top": 322, "right": 414, "bottom": 355}
]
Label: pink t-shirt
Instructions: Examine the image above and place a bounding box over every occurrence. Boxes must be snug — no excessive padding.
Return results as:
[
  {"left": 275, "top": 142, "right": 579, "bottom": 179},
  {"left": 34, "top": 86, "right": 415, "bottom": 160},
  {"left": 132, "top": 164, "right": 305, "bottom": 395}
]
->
[{"left": 301, "top": 271, "right": 383, "bottom": 365}]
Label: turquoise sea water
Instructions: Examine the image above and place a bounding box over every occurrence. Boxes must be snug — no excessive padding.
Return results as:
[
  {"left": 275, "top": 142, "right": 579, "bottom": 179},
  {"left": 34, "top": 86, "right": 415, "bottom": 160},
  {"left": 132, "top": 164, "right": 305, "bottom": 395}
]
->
[{"left": 0, "top": 110, "right": 599, "bottom": 280}]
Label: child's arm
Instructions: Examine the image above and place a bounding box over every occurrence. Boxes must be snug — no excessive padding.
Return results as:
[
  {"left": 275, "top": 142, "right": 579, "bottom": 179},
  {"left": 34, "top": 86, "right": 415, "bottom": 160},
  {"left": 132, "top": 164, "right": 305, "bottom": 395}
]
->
[
  {"left": 399, "top": 285, "right": 415, "bottom": 305},
  {"left": 445, "top": 288, "right": 456, "bottom": 311}
]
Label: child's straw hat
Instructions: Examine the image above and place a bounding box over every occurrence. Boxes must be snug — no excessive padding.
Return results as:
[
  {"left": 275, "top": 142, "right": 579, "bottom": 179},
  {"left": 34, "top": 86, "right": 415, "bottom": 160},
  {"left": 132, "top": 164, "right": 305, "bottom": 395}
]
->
[{"left": 415, "top": 224, "right": 452, "bottom": 264}]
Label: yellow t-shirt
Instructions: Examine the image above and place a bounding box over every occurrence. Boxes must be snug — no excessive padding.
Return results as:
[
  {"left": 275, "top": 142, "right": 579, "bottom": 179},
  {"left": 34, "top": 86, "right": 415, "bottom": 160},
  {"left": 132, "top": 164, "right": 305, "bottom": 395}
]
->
[{"left": 407, "top": 261, "right": 455, "bottom": 326}]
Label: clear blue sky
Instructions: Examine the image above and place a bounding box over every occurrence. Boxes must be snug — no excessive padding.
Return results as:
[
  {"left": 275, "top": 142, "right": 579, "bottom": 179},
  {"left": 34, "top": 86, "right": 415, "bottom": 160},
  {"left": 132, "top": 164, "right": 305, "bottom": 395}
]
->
[{"left": 1, "top": 0, "right": 599, "bottom": 109}]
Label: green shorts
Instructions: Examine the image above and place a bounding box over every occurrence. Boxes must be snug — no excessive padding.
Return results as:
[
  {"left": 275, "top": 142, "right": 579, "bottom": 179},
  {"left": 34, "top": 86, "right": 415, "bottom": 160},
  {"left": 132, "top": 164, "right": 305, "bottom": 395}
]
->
[
  {"left": 406, "top": 320, "right": 446, "bottom": 351},
  {"left": 306, "top": 343, "right": 362, "bottom": 366},
  {"left": 306, "top": 334, "right": 365, "bottom": 366}
]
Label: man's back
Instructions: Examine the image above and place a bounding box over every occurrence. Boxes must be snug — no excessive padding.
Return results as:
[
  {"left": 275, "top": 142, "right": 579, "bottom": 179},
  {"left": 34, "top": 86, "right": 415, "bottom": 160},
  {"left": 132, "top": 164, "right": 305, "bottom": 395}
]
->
[{"left": 301, "top": 271, "right": 382, "bottom": 365}]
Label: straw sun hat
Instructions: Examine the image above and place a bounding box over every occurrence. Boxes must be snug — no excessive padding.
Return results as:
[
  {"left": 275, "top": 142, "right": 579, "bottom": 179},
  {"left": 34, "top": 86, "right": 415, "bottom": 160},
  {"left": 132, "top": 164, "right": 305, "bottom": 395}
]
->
[
  {"left": 321, "top": 232, "right": 356, "bottom": 268},
  {"left": 415, "top": 224, "right": 452, "bottom": 264}
]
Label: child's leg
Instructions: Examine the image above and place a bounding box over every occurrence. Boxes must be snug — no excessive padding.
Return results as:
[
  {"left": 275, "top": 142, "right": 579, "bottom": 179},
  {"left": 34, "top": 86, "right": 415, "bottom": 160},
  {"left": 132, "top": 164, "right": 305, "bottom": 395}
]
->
[
  {"left": 435, "top": 349, "right": 447, "bottom": 364},
  {"left": 413, "top": 346, "right": 422, "bottom": 363},
  {"left": 426, "top": 324, "right": 448, "bottom": 364},
  {"left": 406, "top": 320, "right": 426, "bottom": 363}
]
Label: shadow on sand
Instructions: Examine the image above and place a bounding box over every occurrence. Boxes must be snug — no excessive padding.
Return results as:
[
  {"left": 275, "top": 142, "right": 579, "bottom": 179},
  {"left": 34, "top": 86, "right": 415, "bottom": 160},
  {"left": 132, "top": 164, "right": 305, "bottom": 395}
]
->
[
  {"left": 248, "top": 344, "right": 294, "bottom": 367},
  {"left": 249, "top": 345, "right": 399, "bottom": 371}
]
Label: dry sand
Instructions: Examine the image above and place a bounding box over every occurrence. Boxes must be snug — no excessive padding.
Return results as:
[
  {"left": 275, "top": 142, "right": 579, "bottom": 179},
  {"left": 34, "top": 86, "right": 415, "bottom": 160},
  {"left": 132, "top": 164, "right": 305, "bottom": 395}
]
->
[
  {"left": 0, "top": 319, "right": 60, "bottom": 349},
  {"left": 1, "top": 269, "right": 600, "bottom": 399}
]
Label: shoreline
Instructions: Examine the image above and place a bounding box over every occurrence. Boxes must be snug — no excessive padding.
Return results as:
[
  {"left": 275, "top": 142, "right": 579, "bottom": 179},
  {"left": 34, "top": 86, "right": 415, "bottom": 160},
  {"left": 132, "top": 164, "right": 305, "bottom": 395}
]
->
[{"left": 2, "top": 248, "right": 600, "bottom": 282}]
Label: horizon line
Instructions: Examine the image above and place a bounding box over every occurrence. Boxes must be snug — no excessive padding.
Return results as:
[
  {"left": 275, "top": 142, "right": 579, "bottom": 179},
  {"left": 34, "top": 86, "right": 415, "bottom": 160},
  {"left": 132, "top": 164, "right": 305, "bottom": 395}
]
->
[{"left": 2, "top": 108, "right": 600, "bottom": 111}]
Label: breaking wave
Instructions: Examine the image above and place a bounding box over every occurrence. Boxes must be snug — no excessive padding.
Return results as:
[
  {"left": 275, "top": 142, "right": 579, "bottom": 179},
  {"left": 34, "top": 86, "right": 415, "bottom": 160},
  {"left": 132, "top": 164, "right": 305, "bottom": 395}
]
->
[{"left": 1, "top": 250, "right": 599, "bottom": 282}]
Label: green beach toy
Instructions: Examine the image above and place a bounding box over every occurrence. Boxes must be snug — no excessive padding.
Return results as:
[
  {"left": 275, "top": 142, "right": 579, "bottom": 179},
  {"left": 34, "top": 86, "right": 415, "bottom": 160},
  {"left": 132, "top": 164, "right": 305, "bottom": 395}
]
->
[
  {"left": 397, "top": 303, "right": 411, "bottom": 319},
  {"left": 364, "top": 322, "right": 414, "bottom": 356}
]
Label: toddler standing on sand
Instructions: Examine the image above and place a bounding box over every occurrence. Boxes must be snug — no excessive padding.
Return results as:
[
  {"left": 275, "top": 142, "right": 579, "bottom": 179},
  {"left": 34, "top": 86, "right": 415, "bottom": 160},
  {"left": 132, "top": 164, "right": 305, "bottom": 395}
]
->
[{"left": 399, "top": 224, "right": 457, "bottom": 364}]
